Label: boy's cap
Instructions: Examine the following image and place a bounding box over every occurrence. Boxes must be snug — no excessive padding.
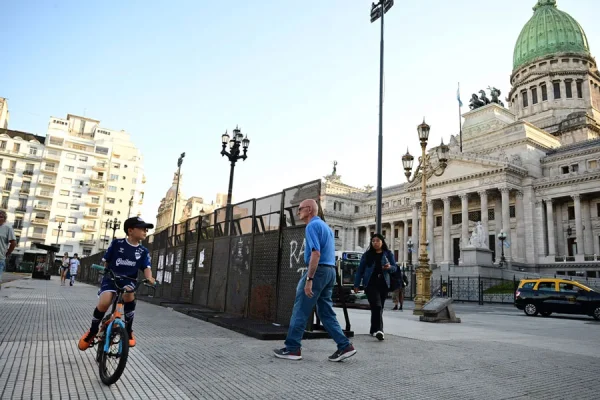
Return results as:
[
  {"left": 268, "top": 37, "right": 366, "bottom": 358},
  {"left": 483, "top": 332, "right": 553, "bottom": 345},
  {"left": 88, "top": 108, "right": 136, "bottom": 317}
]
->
[{"left": 124, "top": 217, "right": 154, "bottom": 234}]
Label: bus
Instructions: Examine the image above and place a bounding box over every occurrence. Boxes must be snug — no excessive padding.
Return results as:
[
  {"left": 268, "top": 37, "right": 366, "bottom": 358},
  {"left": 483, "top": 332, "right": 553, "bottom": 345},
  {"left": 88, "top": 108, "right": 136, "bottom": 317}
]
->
[{"left": 335, "top": 251, "right": 363, "bottom": 287}]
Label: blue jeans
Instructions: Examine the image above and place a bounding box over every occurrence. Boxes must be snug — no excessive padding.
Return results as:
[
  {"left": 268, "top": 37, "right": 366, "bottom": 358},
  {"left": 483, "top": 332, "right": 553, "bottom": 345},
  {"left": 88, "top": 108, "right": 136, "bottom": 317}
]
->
[
  {"left": 0, "top": 259, "right": 5, "bottom": 282},
  {"left": 284, "top": 266, "right": 351, "bottom": 352}
]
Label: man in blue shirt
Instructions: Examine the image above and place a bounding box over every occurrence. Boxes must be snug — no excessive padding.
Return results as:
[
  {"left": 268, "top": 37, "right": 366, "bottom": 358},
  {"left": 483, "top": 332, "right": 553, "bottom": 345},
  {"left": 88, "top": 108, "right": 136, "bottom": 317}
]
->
[
  {"left": 274, "top": 199, "right": 356, "bottom": 362},
  {"left": 78, "top": 217, "right": 155, "bottom": 351}
]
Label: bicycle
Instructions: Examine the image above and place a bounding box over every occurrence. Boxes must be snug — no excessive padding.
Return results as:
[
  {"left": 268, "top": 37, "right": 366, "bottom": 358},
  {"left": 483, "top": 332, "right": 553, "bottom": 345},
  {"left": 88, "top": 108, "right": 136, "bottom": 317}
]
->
[{"left": 90, "top": 264, "right": 157, "bottom": 385}]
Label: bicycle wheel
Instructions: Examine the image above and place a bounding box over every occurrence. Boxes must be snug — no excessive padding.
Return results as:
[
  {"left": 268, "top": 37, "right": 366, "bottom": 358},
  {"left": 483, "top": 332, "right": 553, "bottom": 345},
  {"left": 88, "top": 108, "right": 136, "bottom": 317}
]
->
[{"left": 98, "top": 321, "right": 129, "bottom": 385}]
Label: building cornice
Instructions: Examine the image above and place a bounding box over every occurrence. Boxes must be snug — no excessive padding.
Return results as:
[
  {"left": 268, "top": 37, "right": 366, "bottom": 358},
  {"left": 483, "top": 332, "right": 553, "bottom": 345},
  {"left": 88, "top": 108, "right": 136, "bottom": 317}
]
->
[{"left": 533, "top": 171, "right": 600, "bottom": 189}]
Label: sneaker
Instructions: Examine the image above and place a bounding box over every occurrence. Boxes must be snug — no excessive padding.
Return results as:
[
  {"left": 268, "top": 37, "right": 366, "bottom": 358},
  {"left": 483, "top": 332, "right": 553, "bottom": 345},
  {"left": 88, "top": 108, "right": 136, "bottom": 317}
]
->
[
  {"left": 78, "top": 330, "right": 96, "bottom": 351},
  {"left": 328, "top": 344, "right": 357, "bottom": 362},
  {"left": 375, "top": 331, "right": 385, "bottom": 341},
  {"left": 273, "top": 347, "right": 302, "bottom": 360},
  {"left": 392, "top": 305, "right": 398, "bottom": 311},
  {"left": 128, "top": 331, "right": 136, "bottom": 348}
]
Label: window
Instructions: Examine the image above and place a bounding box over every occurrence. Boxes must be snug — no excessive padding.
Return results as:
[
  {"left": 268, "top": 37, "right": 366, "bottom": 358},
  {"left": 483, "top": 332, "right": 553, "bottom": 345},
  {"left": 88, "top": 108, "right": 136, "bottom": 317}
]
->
[
  {"left": 89, "top": 208, "right": 99, "bottom": 215},
  {"left": 63, "top": 245, "right": 74, "bottom": 252},
  {"left": 559, "top": 282, "right": 579, "bottom": 293},
  {"left": 70, "top": 204, "right": 80, "bottom": 210},
  {"left": 553, "top": 81, "right": 561, "bottom": 99},
  {"left": 55, "top": 215, "right": 66, "bottom": 221},
  {"left": 66, "top": 153, "right": 76, "bottom": 160},
  {"left": 588, "top": 160, "right": 598, "bottom": 170},
  {"left": 509, "top": 206, "right": 516, "bottom": 218},
  {"left": 536, "top": 281, "right": 556, "bottom": 291},
  {"left": 13, "top": 218, "right": 23, "bottom": 229},
  {"left": 60, "top": 190, "right": 70, "bottom": 196},
  {"left": 354, "top": 206, "right": 359, "bottom": 213},
  {"left": 334, "top": 229, "right": 339, "bottom": 239},
  {"left": 521, "top": 282, "right": 535, "bottom": 289},
  {"left": 407, "top": 226, "right": 412, "bottom": 237},
  {"left": 24, "top": 163, "right": 34, "bottom": 174},
  {"left": 82, "top": 248, "right": 92, "bottom": 256},
  {"left": 562, "top": 166, "right": 570, "bottom": 174},
  {"left": 13, "top": 143, "right": 21, "bottom": 152},
  {"left": 77, "top": 180, "right": 84, "bottom": 186},
  {"left": 571, "top": 164, "right": 579, "bottom": 173},
  {"left": 79, "top": 155, "right": 88, "bottom": 162},
  {"left": 64, "top": 165, "right": 74, "bottom": 172},
  {"left": 565, "top": 80, "right": 573, "bottom": 98},
  {"left": 112, "top": 163, "right": 120, "bottom": 169},
  {"left": 61, "top": 177, "right": 72, "bottom": 184},
  {"left": 394, "top": 228, "right": 398, "bottom": 238},
  {"left": 33, "top": 227, "right": 44, "bottom": 234},
  {"left": 110, "top": 174, "right": 119, "bottom": 181},
  {"left": 541, "top": 84, "right": 548, "bottom": 101},
  {"left": 57, "top": 202, "right": 68, "bottom": 209},
  {"left": 452, "top": 213, "right": 462, "bottom": 225},
  {"left": 521, "top": 90, "right": 528, "bottom": 107},
  {"left": 108, "top": 186, "right": 117, "bottom": 192},
  {"left": 468, "top": 211, "right": 481, "bottom": 222},
  {"left": 568, "top": 206, "right": 575, "bottom": 220},
  {"left": 132, "top": 178, "right": 137, "bottom": 184},
  {"left": 4, "top": 178, "right": 12, "bottom": 190},
  {"left": 68, "top": 217, "right": 77, "bottom": 224},
  {"left": 90, "top": 196, "right": 100, "bottom": 204},
  {"left": 66, "top": 231, "right": 76, "bottom": 238},
  {"left": 29, "top": 147, "right": 38, "bottom": 156},
  {"left": 0, "top": 141, "right": 6, "bottom": 149},
  {"left": 488, "top": 209, "right": 495, "bottom": 221},
  {"left": 436, "top": 216, "right": 443, "bottom": 227},
  {"left": 531, "top": 87, "right": 538, "bottom": 104},
  {"left": 576, "top": 80, "right": 583, "bottom": 98},
  {"left": 95, "top": 146, "right": 109, "bottom": 155},
  {"left": 104, "top": 209, "right": 114, "bottom": 216},
  {"left": 76, "top": 167, "right": 86, "bottom": 174},
  {"left": 1, "top": 196, "right": 8, "bottom": 208},
  {"left": 72, "top": 192, "right": 82, "bottom": 198},
  {"left": 107, "top": 197, "right": 115, "bottom": 204}
]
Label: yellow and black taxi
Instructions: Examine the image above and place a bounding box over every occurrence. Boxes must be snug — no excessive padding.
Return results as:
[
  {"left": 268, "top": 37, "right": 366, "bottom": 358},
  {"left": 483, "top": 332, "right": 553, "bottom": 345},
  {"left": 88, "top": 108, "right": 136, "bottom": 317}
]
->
[{"left": 515, "top": 278, "right": 600, "bottom": 321}]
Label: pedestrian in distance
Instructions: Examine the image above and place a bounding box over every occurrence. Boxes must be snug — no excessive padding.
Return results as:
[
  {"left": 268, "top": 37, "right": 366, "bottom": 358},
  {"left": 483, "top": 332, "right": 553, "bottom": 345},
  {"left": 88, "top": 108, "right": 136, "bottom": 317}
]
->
[
  {"left": 354, "top": 233, "right": 398, "bottom": 340},
  {"left": 391, "top": 266, "right": 407, "bottom": 311},
  {"left": 69, "top": 253, "right": 80, "bottom": 286},
  {"left": 60, "top": 252, "right": 70, "bottom": 286},
  {"left": 274, "top": 199, "right": 356, "bottom": 362},
  {"left": 0, "top": 210, "right": 17, "bottom": 290}
]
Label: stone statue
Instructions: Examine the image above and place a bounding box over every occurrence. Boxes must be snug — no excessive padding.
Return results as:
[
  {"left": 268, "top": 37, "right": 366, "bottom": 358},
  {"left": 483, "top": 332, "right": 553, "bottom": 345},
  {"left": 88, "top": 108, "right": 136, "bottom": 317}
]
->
[
  {"left": 479, "top": 90, "right": 491, "bottom": 105},
  {"left": 469, "top": 94, "right": 485, "bottom": 110},
  {"left": 488, "top": 86, "right": 505, "bottom": 107},
  {"left": 332, "top": 160, "right": 337, "bottom": 175},
  {"left": 468, "top": 222, "right": 487, "bottom": 248}
]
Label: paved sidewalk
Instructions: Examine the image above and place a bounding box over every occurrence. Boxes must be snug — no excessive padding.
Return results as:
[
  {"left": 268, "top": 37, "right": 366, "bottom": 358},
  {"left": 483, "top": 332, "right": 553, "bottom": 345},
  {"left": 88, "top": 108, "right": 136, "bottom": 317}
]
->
[{"left": 1, "top": 277, "right": 599, "bottom": 399}]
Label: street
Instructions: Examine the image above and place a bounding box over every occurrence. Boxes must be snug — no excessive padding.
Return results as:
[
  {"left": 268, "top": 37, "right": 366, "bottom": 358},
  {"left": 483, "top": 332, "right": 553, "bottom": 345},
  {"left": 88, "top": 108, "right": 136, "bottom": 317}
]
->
[{"left": 1, "top": 276, "right": 599, "bottom": 400}]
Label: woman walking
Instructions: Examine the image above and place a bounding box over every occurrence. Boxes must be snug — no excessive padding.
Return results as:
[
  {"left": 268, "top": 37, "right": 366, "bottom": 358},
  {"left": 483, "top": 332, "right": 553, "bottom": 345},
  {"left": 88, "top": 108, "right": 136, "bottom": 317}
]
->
[
  {"left": 60, "top": 252, "right": 70, "bottom": 286},
  {"left": 69, "top": 253, "right": 80, "bottom": 286},
  {"left": 354, "top": 234, "right": 397, "bottom": 341}
]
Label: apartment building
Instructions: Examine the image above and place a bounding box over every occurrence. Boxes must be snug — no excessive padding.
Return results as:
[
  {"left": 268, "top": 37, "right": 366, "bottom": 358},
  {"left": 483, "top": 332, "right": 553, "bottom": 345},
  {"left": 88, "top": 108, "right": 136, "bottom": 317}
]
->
[
  {"left": 24, "top": 114, "right": 146, "bottom": 256},
  {"left": 0, "top": 128, "right": 46, "bottom": 246}
]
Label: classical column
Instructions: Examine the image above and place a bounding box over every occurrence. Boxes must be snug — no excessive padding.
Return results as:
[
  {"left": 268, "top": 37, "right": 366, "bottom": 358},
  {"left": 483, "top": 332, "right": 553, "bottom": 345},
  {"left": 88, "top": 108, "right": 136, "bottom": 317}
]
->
[
  {"left": 500, "top": 188, "right": 512, "bottom": 260},
  {"left": 427, "top": 200, "right": 435, "bottom": 264},
  {"left": 555, "top": 204, "right": 565, "bottom": 256},
  {"left": 443, "top": 197, "right": 451, "bottom": 264},
  {"left": 354, "top": 227, "right": 359, "bottom": 250},
  {"left": 390, "top": 222, "right": 396, "bottom": 254},
  {"left": 412, "top": 205, "right": 419, "bottom": 258},
  {"left": 573, "top": 194, "right": 584, "bottom": 255},
  {"left": 478, "top": 190, "right": 489, "bottom": 247},
  {"left": 460, "top": 193, "right": 469, "bottom": 250},
  {"left": 545, "top": 199, "right": 556, "bottom": 256},
  {"left": 583, "top": 199, "right": 594, "bottom": 255},
  {"left": 403, "top": 220, "right": 409, "bottom": 263},
  {"left": 515, "top": 191, "right": 525, "bottom": 261},
  {"left": 398, "top": 221, "right": 405, "bottom": 264}
]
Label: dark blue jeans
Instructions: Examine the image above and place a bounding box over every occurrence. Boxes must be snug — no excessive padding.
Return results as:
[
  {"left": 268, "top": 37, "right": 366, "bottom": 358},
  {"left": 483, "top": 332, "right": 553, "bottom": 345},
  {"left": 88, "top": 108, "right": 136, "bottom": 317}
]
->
[{"left": 284, "top": 266, "right": 350, "bottom": 352}]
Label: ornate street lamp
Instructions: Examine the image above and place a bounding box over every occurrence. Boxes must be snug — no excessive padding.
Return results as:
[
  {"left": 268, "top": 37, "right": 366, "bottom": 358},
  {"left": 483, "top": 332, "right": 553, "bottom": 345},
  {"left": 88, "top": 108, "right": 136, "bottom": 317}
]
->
[
  {"left": 55, "top": 221, "right": 63, "bottom": 246},
  {"left": 221, "top": 126, "right": 250, "bottom": 235},
  {"left": 498, "top": 230, "right": 507, "bottom": 268},
  {"left": 109, "top": 218, "right": 121, "bottom": 241},
  {"left": 407, "top": 238, "right": 414, "bottom": 267},
  {"left": 171, "top": 152, "right": 185, "bottom": 231},
  {"left": 402, "top": 119, "right": 449, "bottom": 315}
]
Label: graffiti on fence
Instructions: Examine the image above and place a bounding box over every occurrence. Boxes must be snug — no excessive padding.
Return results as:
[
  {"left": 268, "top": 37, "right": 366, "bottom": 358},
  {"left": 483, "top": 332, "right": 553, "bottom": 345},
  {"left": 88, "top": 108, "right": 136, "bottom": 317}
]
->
[
  {"left": 198, "top": 249, "right": 205, "bottom": 268},
  {"left": 230, "top": 237, "right": 251, "bottom": 275},
  {"left": 289, "top": 239, "right": 306, "bottom": 274},
  {"left": 187, "top": 257, "right": 194, "bottom": 274},
  {"left": 175, "top": 249, "right": 182, "bottom": 273}
]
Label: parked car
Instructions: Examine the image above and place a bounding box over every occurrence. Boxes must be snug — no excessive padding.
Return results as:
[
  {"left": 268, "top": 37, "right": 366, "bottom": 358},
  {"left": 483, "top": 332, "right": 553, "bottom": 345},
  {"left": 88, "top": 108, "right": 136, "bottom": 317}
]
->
[{"left": 515, "top": 278, "right": 600, "bottom": 321}]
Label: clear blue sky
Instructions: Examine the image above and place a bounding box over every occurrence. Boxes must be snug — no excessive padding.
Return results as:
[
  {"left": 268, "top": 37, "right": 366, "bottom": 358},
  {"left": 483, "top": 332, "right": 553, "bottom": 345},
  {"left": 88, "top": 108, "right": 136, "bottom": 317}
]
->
[{"left": 2, "top": 0, "right": 599, "bottom": 222}]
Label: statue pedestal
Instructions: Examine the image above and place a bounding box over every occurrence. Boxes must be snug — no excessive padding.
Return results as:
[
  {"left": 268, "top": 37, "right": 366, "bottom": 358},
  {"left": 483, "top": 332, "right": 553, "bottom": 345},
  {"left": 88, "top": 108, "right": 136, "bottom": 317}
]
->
[{"left": 460, "top": 246, "right": 494, "bottom": 267}]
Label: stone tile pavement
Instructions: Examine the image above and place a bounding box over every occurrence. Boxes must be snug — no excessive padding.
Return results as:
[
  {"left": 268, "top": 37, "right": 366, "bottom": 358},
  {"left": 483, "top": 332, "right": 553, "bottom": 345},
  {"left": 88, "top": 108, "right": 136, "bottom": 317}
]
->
[{"left": 1, "top": 276, "right": 599, "bottom": 399}]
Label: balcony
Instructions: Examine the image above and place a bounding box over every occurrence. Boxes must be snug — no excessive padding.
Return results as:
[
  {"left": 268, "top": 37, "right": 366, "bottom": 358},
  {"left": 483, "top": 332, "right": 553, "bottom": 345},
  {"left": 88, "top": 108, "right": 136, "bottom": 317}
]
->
[
  {"left": 42, "top": 165, "right": 58, "bottom": 175},
  {"left": 47, "top": 137, "right": 64, "bottom": 147},
  {"left": 4, "top": 168, "right": 16, "bottom": 175},
  {"left": 80, "top": 238, "right": 95, "bottom": 246},
  {"left": 83, "top": 224, "right": 97, "bottom": 232},
  {"left": 37, "top": 190, "right": 54, "bottom": 199},
  {"left": 34, "top": 203, "right": 51, "bottom": 211},
  {"left": 93, "top": 162, "right": 108, "bottom": 171},
  {"left": 38, "top": 178, "right": 56, "bottom": 186},
  {"left": 3, "top": 185, "right": 12, "bottom": 193},
  {"left": 43, "top": 152, "right": 61, "bottom": 161},
  {"left": 15, "top": 207, "right": 27, "bottom": 214},
  {"left": 23, "top": 170, "right": 34, "bottom": 179},
  {"left": 31, "top": 232, "right": 47, "bottom": 240},
  {"left": 88, "top": 183, "right": 105, "bottom": 194},
  {"left": 90, "top": 174, "right": 106, "bottom": 182},
  {"left": 32, "top": 217, "right": 49, "bottom": 226},
  {"left": 55, "top": 216, "right": 66, "bottom": 222},
  {"left": 13, "top": 224, "right": 23, "bottom": 231},
  {"left": 86, "top": 199, "right": 101, "bottom": 207},
  {"left": 19, "top": 188, "right": 31, "bottom": 196},
  {"left": 84, "top": 212, "right": 100, "bottom": 219}
]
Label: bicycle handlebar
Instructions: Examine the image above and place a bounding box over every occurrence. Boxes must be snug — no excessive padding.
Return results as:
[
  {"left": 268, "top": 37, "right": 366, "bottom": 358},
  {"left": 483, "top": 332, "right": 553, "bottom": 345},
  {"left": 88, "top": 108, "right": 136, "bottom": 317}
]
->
[{"left": 91, "top": 264, "right": 159, "bottom": 293}]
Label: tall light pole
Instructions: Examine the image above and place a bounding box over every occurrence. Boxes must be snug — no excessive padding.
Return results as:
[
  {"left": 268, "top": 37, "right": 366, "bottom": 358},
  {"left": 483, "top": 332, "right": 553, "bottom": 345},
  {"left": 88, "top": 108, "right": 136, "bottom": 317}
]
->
[
  {"left": 103, "top": 219, "right": 110, "bottom": 249},
  {"left": 498, "top": 230, "right": 507, "bottom": 268},
  {"left": 221, "top": 126, "right": 250, "bottom": 235},
  {"left": 402, "top": 120, "right": 449, "bottom": 315},
  {"left": 171, "top": 152, "right": 185, "bottom": 234},
  {"left": 55, "top": 221, "right": 63, "bottom": 245},
  {"left": 370, "top": 0, "right": 394, "bottom": 235},
  {"left": 110, "top": 218, "right": 121, "bottom": 241},
  {"left": 128, "top": 196, "right": 134, "bottom": 218}
]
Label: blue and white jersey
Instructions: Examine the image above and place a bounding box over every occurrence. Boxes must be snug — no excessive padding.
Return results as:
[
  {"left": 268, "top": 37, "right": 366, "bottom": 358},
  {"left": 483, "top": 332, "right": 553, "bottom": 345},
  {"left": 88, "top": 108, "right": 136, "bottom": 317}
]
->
[{"left": 102, "top": 238, "right": 151, "bottom": 279}]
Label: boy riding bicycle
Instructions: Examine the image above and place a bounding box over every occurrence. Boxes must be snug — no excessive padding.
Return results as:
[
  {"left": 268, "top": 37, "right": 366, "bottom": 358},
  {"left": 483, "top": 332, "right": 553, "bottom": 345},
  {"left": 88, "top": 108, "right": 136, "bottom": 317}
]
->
[{"left": 78, "top": 217, "right": 156, "bottom": 351}]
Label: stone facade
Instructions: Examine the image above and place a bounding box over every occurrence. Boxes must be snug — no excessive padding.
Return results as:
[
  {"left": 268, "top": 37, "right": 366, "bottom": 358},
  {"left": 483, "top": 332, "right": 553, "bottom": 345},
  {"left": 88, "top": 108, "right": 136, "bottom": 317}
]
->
[{"left": 322, "top": 1, "right": 600, "bottom": 278}]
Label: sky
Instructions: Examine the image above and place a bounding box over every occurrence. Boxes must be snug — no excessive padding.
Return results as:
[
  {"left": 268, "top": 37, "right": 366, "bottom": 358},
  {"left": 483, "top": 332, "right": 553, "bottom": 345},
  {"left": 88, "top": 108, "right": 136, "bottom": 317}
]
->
[{"left": 2, "top": 0, "right": 599, "bottom": 223}]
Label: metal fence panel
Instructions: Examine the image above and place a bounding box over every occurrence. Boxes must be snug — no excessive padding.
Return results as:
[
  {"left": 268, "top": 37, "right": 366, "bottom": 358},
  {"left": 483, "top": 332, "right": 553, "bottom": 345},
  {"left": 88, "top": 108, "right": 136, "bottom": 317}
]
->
[
  {"left": 161, "top": 248, "right": 175, "bottom": 301},
  {"left": 276, "top": 226, "right": 307, "bottom": 324},
  {"left": 192, "top": 239, "right": 213, "bottom": 307},
  {"left": 249, "top": 231, "right": 280, "bottom": 321},
  {"left": 225, "top": 235, "right": 253, "bottom": 316},
  {"left": 181, "top": 230, "right": 198, "bottom": 303},
  {"left": 207, "top": 237, "right": 230, "bottom": 311}
]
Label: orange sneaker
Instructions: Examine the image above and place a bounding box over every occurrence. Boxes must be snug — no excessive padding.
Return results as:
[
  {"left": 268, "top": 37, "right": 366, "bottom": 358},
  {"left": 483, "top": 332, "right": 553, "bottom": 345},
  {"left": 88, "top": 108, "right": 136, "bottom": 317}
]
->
[
  {"left": 128, "top": 331, "right": 136, "bottom": 348},
  {"left": 78, "top": 330, "right": 96, "bottom": 351}
]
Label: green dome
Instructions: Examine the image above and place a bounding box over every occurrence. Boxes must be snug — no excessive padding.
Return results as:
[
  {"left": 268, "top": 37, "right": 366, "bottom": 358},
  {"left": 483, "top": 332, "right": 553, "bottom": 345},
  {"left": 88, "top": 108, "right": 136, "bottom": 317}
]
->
[{"left": 513, "top": 0, "right": 590, "bottom": 71}]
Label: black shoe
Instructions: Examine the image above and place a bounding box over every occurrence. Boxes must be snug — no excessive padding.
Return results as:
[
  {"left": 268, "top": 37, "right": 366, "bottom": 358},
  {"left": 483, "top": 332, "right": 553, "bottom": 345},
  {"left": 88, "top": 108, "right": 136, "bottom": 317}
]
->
[
  {"left": 375, "top": 331, "right": 385, "bottom": 341},
  {"left": 273, "top": 347, "right": 302, "bottom": 360},
  {"left": 328, "top": 344, "right": 356, "bottom": 362},
  {"left": 392, "top": 305, "right": 398, "bottom": 311}
]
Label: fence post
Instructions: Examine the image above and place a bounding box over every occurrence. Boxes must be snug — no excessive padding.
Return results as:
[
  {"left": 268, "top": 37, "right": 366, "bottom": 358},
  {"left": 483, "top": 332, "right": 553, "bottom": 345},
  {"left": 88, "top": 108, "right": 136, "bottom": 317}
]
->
[{"left": 478, "top": 275, "right": 483, "bottom": 305}]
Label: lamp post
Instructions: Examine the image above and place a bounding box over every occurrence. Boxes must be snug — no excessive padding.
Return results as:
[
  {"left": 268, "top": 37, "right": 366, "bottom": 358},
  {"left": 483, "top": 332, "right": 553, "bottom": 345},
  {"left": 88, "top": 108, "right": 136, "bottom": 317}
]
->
[
  {"left": 128, "top": 196, "right": 134, "bottom": 218},
  {"left": 220, "top": 126, "right": 250, "bottom": 235},
  {"left": 498, "top": 230, "right": 507, "bottom": 268},
  {"left": 109, "top": 218, "right": 121, "bottom": 241},
  {"left": 370, "top": 0, "right": 394, "bottom": 235},
  {"left": 103, "top": 219, "right": 110, "bottom": 249},
  {"left": 171, "top": 152, "right": 185, "bottom": 232},
  {"left": 55, "top": 221, "right": 63, "bottom": 246},
  {"left": 402, "top": 120, "right": 449, "bottom": 315},
  {"left": 407, "top": 237, "right": 413, "bottom": 267}
]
